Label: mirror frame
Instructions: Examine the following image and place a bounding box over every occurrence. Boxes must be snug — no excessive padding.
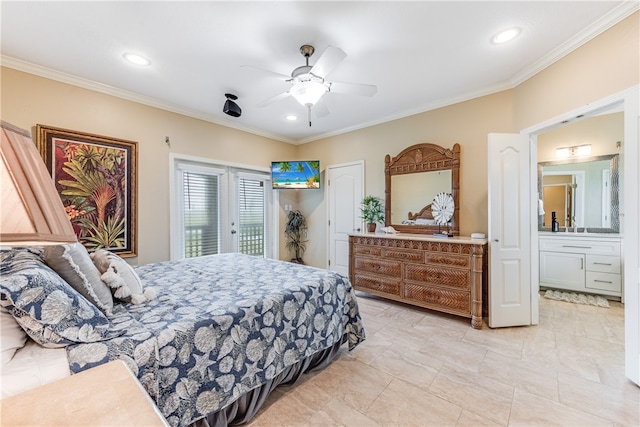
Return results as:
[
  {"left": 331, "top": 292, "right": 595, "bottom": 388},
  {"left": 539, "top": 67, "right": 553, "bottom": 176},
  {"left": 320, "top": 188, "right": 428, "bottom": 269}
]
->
[
  {"left": 385, "top": 142, "right": 460, "bottom": 235},
  {"left": 537, "top": 153, "right": 620, "bottom": 233}
]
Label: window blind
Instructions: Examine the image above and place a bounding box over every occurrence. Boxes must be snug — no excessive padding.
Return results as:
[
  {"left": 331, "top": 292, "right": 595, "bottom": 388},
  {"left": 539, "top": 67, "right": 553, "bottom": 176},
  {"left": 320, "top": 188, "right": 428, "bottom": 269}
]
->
[
  {"left": 183, "top": 171, "right": 219, "bottom": 258},
  {"left": 237, "top": 177, "right": 265, "bottom": 256}
]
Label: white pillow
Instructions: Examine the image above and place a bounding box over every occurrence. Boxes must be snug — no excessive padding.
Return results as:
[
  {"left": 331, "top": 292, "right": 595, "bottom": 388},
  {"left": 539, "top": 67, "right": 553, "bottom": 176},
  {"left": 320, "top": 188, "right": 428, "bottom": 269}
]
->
[
  {"left": 0, "top": 308, "right": 27, "bottom": 366},
  {"left": 43, "top": 243, "right": 114, "bottom": 315},
  {"left": 90, "top": 250, "right": 155, "bottom": 304}
]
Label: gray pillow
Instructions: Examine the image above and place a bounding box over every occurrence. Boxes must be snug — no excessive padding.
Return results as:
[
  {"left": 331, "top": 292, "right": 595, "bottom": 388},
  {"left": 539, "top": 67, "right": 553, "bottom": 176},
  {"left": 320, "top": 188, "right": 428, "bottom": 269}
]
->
[{"left": 43, "top": 243, "right": 114, "bottom": 315}]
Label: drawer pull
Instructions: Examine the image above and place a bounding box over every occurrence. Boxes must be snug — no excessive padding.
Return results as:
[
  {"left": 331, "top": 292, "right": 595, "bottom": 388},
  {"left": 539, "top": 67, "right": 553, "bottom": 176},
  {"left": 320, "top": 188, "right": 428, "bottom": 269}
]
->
[
  {"left": 593, "top": 262, "right": 613, "bottom": 266},
  {"left": 562, "top": 245, "right": 592, "bottom": 249},
  {"left": 594, "top": 279, "right": 613, "bottom": 284}
]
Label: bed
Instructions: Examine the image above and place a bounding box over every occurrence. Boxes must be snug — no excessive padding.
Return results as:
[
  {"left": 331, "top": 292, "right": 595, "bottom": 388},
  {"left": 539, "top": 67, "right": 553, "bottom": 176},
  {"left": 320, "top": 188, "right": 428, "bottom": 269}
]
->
[{"left": 0, "top": 246, "right": 365, "bottom": 426}]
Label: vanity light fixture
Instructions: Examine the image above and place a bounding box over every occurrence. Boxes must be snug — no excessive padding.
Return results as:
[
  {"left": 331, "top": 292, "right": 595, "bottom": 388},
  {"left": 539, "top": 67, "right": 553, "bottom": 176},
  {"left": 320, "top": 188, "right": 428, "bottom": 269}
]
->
[
  {"left": 492, "top": 27, "right": 521, "bottom": 44},
  {"left": 556, "top": 144, "right": 591, "bottom": 159},
  {"left": 123, "top": 52, "right": 151, "bottom": 66}
]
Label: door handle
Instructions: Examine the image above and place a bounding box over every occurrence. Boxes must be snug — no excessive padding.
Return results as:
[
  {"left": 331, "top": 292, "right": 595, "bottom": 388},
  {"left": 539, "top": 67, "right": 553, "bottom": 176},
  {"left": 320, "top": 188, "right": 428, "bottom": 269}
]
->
[
  {"left": 493, "top": 239, "right": 499, "bottom": 242},
  {"left": 231, "top": 230, "right": 237, "bottom": 234}
]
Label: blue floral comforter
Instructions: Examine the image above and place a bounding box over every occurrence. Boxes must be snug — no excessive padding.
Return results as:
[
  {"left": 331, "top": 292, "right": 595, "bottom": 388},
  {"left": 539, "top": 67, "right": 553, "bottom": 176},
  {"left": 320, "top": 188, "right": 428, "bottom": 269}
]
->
[{"left": 66, "top": 253, "right": 365, "bottom": 426}]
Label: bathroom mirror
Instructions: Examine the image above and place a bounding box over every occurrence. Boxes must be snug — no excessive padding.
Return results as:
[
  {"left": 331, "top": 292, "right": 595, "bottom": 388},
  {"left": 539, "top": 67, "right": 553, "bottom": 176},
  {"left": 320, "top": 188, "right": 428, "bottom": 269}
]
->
[
  {"left": 538, "top": 153, "right": 619, "bottom": 233},
  {"left": 385, "top": 142, "right": 460, "bottom": 235}
]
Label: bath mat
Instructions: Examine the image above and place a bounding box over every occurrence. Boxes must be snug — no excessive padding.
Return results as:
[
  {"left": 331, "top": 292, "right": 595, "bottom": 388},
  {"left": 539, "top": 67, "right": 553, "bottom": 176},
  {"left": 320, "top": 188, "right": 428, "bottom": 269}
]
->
[{"left": 543, "top": 289, "right": 609, "bottom": 307}]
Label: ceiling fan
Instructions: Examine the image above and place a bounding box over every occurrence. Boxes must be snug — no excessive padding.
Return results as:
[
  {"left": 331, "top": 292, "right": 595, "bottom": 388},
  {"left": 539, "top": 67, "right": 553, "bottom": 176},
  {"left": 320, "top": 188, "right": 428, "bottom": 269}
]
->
[{"left": 244, "top": 45, "right": 377, "bottom": 126}]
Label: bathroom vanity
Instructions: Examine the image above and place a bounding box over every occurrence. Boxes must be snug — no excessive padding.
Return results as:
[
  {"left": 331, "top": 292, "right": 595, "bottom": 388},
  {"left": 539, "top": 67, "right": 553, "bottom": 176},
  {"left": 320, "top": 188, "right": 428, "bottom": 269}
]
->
[{"left": 539, "top": 233, "right": 622, "bottom": 298}]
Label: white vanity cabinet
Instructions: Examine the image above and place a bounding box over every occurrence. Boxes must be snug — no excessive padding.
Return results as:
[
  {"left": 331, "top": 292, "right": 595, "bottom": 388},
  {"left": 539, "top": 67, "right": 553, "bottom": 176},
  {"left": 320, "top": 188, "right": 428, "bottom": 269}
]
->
[{"left": 539, "top": 234, "right": 622, "bottom": 298}]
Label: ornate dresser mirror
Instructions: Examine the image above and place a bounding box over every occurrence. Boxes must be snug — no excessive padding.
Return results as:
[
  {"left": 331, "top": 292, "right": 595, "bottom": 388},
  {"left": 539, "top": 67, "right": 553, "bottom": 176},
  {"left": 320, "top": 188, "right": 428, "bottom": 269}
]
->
[{"left": 385, "top": 142, "right": 460, "bottom": 235}]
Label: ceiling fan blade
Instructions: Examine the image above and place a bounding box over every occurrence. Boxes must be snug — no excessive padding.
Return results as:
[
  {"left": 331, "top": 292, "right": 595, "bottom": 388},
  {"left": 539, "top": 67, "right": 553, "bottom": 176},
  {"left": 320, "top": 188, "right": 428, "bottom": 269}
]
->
[
  {"left": 240, "top": 65, "right": 290, "bottom": 81},
  {"left": 309, "top": 46, "right": 346, "bottom": 78},
  {"left": 256, "top": 91, "right": 290, "bottom": 107},
  {"left": 329, "top": 81, "right": 377, "bottom": 97},
  {"left": 313, "top": 98, "right": 330, "bottom": 117}
]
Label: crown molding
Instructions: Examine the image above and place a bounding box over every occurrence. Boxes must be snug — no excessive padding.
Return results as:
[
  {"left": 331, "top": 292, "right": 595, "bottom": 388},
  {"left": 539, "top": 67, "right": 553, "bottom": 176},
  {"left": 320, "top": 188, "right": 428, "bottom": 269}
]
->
[
  {"left": 0, "top": 55, "right": 295, "bottom": 145},
  {"left": 296, "top": 81, "right": 513, "bottom": 144},
  {"left": 510, "top": 1, "right": 639, "bottom": 87}
]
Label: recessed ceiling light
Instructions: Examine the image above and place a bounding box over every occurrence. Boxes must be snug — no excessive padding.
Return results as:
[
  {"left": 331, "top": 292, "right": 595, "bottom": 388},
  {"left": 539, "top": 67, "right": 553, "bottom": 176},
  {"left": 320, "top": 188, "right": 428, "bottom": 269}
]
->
[
  {"left": 492, "top": 27, "right": 521, "bottom": 44},
  {"left": 285, "top": 115, "right": 298, "bottom": 121},
  {"left": 123, "top": 52, "right": 150, "bottom": 66}
]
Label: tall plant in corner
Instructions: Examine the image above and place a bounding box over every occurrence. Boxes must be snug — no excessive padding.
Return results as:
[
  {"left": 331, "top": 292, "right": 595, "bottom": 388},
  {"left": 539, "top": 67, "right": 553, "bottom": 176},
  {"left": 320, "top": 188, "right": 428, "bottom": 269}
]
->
[
  {"left": 361, "top": 195, "right": 385, "bottom": 232},
  {"left": 285, "top": 210, "right": 308, "bottom": 264}
]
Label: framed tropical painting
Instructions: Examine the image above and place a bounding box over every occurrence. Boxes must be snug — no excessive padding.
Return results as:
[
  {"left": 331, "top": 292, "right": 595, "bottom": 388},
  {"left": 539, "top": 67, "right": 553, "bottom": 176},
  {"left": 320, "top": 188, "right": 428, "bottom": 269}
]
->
[{"left": 36, "top": 125, "right": 138, "bottom": 257}]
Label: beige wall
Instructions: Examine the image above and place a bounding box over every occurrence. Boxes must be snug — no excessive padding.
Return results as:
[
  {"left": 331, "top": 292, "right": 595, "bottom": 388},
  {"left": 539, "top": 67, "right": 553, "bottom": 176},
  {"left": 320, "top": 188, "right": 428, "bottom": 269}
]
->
[
  {"left": 2, "top": 12, "right": 637, "bottom": 269},
  {"left": 1, "top": 67, "right": 296, "bottom": 265},
  {"left": 513, "top": 12, "right": 639, "bottom": 130}
]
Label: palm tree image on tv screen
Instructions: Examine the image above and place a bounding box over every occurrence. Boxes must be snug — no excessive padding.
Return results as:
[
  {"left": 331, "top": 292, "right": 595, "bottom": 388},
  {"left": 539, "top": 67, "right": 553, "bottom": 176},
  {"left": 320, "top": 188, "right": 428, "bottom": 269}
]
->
[{"left": 272, "top": 161, "right": 320, "bottom": 189}]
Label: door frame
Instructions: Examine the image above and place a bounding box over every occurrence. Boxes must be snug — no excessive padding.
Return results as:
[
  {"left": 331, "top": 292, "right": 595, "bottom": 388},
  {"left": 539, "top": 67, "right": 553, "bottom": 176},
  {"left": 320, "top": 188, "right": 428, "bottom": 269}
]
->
[{"left": 521, "top": 85, "right": 639, "bottom": 385}]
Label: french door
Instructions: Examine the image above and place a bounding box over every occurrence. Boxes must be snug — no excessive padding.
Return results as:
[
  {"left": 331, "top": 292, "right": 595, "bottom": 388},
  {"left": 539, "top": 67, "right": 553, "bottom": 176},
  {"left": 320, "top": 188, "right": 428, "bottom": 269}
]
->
[{"left": 171, "top": 157, "right": 272, "bottom": 260}]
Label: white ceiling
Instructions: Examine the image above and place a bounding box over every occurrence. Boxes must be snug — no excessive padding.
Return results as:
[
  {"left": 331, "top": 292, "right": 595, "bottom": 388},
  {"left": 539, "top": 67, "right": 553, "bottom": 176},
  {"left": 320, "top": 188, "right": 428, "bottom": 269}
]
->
[{"left": 1, "top": 1, "right": 636, "bottom": 144}]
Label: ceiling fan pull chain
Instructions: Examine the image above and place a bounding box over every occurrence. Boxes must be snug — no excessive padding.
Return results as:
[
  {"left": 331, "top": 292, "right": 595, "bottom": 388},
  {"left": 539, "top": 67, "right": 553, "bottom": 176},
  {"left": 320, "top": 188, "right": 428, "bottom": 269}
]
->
[{"left": 308, "top": 105, "right": 312, "bottom": 127}]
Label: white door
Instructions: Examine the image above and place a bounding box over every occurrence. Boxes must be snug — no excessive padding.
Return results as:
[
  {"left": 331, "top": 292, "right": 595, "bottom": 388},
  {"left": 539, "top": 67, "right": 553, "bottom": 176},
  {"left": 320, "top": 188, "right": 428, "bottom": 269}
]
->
[
  {"left": 488, "top": 133, "right": 532, "bottom": 327},
  {"left": 228, "top": 171, "right": 272, "bottom": 258},
  {"left": 327, "top": 161, "right": 364, "bottom": 275}
]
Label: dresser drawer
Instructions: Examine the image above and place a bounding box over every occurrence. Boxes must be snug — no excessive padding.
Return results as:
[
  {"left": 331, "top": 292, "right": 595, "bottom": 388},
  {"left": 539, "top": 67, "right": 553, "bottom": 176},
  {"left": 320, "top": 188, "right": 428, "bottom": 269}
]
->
[
  {"left": 353, "top": 273, "right": 402, "bottom": 296},
  {"left": 354, "top": 257, "right": 401, "bottom": 277},
  {"left": 404, "top": 283, "right": 470, "bottom": 314},
  {"left": 404, "top": 264, "right": 469, "bottom": 290},
  {"left": 586, "top": 255, "right": 620, "bottom": 274},
  {"left": 352, "top": 244, "right": 383, "bottom": 257},
  {"left": 586, "top": 272, "right": 621, "bottom": 293},
  {"left": 383, "top": 248, "right": 424, "bottom": 263},
  {"left": 425, "top": 253, "right": 470, "bottom": 269}
]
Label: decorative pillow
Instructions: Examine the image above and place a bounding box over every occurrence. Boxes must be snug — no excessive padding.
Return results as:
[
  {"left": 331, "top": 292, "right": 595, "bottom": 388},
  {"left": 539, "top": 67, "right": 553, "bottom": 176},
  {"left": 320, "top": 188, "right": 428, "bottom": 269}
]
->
[
  {"left": 0, "top": 248, "right": 115, "bottom": 348},
  {"left": 1, "top": 307, "right": 27, "bottom": 366},
  {"left": 90, "top": 250, "right": 156, "bottom": 305},
  {"left": 43, "top": 243, "right": 113, "bottom": 315}
]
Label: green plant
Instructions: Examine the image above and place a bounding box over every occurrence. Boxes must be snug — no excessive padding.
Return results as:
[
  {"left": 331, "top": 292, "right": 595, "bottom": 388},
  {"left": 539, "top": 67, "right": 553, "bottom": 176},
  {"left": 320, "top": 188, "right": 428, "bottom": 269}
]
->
[
  {"left": 285, "top": 210, "right": 308, "bottom": 263},
  {"left": 361, "top": 195, "right": 385, "bottom": 224}
]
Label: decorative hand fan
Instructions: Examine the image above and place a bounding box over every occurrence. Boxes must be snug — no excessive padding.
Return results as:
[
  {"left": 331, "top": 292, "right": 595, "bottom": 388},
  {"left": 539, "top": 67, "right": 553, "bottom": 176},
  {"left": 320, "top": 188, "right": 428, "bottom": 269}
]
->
[{"left": 431, "top": 192, "right": 454, "bottom": 237}]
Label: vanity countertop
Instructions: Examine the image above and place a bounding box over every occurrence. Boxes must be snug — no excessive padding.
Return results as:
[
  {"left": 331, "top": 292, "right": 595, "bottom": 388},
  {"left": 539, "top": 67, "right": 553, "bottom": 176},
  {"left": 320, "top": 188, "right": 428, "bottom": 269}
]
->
[
  {"left": 350, "top": 232, "right": 488, "bottom": 245},
  {"left": 538, "top": 231, "right": 621, "bottom": 239}
]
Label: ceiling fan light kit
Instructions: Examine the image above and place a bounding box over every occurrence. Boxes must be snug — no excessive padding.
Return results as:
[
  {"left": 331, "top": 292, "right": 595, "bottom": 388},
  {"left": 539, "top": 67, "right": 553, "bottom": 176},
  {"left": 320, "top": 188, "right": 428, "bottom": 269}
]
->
[
  {"left": 246, "top": 44, "right": 377, "bottom": 127},
  {"left": 290, "top": 79, "right": 328, "bottom": 107}
]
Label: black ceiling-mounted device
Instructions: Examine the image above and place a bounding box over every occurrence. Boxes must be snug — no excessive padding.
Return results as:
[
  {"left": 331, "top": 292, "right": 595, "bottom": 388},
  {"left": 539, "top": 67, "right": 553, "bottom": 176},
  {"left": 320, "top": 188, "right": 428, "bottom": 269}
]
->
[{"left": 223, "top": 93, "right": 242, "bottom": 117}]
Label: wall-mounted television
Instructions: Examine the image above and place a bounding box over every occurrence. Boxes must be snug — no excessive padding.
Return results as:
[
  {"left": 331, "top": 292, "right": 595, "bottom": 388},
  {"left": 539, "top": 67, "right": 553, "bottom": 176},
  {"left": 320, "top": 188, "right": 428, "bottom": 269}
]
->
[{"left": 271, "top": 161, "right": 320, "bottom": 189}]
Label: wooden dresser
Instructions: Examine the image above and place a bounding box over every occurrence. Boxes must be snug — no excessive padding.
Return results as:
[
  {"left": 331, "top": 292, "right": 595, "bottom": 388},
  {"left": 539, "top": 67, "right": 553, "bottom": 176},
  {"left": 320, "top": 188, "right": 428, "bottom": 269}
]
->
[{"left": 349, "top": 233, "right": 488, "bottom": 329}]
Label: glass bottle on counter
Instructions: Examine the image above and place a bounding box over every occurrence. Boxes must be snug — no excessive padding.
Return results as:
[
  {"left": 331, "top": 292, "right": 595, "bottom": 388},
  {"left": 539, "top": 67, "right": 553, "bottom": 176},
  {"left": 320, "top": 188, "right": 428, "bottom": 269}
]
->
[{"left": 551, "top": 211, "right": 559, "bottom": 232}]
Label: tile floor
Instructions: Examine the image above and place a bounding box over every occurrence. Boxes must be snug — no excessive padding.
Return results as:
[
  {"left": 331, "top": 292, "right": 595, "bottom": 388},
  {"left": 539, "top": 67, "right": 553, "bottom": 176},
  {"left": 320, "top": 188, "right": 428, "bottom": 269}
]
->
[{"left": 248, "top": 292, "right": 639, "bottom": 426}]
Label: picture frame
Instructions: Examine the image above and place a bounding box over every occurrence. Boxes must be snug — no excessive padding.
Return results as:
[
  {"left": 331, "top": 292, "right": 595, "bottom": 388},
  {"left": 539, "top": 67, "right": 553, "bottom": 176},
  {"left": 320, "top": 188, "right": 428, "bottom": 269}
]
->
[{"left": 36, "top": 125, "right": 138, "bottom": 257}]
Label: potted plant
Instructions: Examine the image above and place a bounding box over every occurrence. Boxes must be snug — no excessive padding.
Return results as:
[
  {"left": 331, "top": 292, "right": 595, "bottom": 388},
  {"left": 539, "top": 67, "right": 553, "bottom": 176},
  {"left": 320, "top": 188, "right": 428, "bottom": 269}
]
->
[
  {"left": 361, "top": 195, "right": 385, "bottom": 233},
  {"left": 285, "top": 210, "right": 308, "bottom": 264}
]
